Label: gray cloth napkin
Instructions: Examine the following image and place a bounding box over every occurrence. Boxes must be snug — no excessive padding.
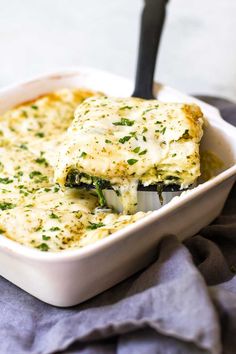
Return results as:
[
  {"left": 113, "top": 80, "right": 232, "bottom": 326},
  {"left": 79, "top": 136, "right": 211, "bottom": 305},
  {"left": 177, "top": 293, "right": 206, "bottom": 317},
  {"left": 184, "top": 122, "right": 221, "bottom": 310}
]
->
[{"left": 0, "top": 97, "right": 235, "bottom": 354}]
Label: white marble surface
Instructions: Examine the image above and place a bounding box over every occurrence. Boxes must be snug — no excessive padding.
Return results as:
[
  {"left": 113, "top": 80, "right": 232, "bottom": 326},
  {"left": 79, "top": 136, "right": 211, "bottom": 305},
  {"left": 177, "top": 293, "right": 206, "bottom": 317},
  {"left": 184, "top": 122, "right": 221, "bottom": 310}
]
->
[{"left": 0, "top": 0, "right": 235, "bottom": 100}]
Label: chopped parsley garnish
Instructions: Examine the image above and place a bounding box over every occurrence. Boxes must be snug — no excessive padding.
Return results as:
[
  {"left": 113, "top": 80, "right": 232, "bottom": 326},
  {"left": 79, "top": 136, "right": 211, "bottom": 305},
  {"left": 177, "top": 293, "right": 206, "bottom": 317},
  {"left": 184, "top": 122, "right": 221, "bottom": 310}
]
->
[
  {"left": 0, "top": 202, "right": 16, "bottom": 211},
  {"left": 19, "top": 143, "right": 28, "bottom": 150},
  {"left": 35, "top": 157, "right": 48, "bottom": 166},
  {"left": 31, "top": 105, "right": 38, "bottom": 110},
  {"left": 130, "top": 132, "right": 138, "bottom": 140},
  {"left": 15, "top": 171, "right": 23, "bottom": 178},
  {"left": 53, "top": 186, "right": 60, "bottom": 193},
  {"left": 142, "top": 127, "right": 148, "bottom": 133},
  {"left": 0, "top": 177, "right": 13, "bottom": 184},
  {"left": 29, "top": 171, "right": 48, "bottom": 183},
  {"left": 80, "top": 152, "right": 87, "bottom": 158},
  {"left": 119, "top": 136, "right": 131, "bottom": 144},
  {"left": 49, "top": 227, "right": 60, "bottom": 231},
  {"left": 119, "top": 106, "right": 132, "bottom": 110},
  {"left": 38, "top": 176, "right": 48, "bottom": 183},
  {"left": 87, "top": 222, "right": 105, "bottom": 230},
  {"left": 142, "top": 107, "right": 158, "bottom": 115},
  {"left": 29, "top": 171, "right": 42, "bottom": 179},
  {"left": 0, "top": 228, "right": 4, "bottom": 234},
  {"left": 38, "top": 243, "right": 49, "bottom": 251},
  {"left": 143, "top": 136, "right": 147, "bottom": 142},
  {"left": 161, "top": 127, "right": 166, "bottom": 134},
  {"left": 139, "top": 149, "right": 147, "bottom": 155},
  {"left": 113, "top": 118, "right": 134, "bottom": 126},
  {"left": 49, "top": 212, "right": 59, "bottom": 219},
  {"left": 172, "top": 153, "right": 177, "bottom": 157},
  {"left": 105, "top": 139, "right": 112, "bottom": 144},
  {"left": 35, "top": 132, "right": 45, "bottom": 138},
  {"left": 155, "top": 121, "right": 162, "bottom": 124},
  {"left": 42, "top": 235, "right": 51, "bottom": 240},
  {"left": 132, "top": 147, "right": 140, "bottom": 153},
  {"left": 127, "top": 159, "right": 138, "bottom": 165}
]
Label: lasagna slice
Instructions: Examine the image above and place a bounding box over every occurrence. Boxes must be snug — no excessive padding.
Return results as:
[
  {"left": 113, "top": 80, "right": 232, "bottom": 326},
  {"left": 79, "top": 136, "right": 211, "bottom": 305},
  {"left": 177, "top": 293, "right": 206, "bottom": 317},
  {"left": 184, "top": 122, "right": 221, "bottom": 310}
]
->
[{"left": 55, "top": 96, "right": 204, "bottom": 213}]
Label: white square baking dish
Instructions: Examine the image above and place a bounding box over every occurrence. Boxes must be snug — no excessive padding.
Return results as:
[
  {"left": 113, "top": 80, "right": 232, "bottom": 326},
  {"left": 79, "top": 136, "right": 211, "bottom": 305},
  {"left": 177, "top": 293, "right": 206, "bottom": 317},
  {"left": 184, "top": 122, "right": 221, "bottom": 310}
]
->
[{"left": 0, "top": 67, "right": 235, "bottom": 307}]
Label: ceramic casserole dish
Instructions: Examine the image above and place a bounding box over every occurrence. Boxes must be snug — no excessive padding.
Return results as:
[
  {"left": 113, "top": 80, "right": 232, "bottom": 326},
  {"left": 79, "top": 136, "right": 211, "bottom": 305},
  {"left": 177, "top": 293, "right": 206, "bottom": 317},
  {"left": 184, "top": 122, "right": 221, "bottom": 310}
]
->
[{"left": 0, "top": 67, "right": 235, "bottom": 307}]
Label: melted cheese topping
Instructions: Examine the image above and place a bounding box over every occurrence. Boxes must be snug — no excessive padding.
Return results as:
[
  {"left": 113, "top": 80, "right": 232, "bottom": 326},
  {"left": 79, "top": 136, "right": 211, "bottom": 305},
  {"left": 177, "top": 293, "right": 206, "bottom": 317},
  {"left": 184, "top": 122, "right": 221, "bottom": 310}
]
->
[
  {"left": 55, "top": 96, "right": 204, "bottom": 213},
  {"left": 0, "top": 89, "right": 147, "bottom": 252}
]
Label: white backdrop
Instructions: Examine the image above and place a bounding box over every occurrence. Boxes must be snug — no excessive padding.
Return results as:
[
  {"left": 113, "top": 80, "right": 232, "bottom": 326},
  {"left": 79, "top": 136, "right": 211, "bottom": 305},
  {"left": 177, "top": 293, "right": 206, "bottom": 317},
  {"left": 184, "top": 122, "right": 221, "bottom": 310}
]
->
[{"left": 0, "top": 0, "right": 235, "bottom": 100}]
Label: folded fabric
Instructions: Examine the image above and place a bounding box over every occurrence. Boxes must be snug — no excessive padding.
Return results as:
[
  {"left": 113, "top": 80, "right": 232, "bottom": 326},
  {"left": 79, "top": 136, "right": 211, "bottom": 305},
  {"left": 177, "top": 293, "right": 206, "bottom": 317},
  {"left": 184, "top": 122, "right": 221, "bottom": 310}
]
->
[{"left": 0, "top": 97, "right": 235, "bottom": 354}]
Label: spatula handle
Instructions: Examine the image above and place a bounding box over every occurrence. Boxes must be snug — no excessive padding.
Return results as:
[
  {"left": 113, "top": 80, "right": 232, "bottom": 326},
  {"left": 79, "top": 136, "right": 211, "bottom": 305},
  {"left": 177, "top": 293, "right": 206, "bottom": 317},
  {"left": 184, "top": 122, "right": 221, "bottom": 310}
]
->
[{"left": 132, "top": 0, "right": 169, "bottom": 99}]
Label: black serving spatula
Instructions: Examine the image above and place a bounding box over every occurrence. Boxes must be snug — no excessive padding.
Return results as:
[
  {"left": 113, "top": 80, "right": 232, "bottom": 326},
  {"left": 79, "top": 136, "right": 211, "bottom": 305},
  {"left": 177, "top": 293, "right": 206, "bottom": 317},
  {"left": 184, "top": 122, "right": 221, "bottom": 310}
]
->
[
  {"left": 67, "top": 0, "right": 185, "bottom": 193},
  {"left": 132, "top": 0, "right": 168, "bottom": 100}
]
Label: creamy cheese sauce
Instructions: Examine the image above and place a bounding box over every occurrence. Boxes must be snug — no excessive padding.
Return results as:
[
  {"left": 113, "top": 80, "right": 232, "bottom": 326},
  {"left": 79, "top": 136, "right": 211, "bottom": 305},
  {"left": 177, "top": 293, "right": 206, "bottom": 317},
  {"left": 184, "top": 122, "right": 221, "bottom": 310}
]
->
[
  {"left": 0, "top": 89, "right": 147, "bottom": 252},
  {"left": 56, "top": 96, "right": 204, "bottom": 213}
]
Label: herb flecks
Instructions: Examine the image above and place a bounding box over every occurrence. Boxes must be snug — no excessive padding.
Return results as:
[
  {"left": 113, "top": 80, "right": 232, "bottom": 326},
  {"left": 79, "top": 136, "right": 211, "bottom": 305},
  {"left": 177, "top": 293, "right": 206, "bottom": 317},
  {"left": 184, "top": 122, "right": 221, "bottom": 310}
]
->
[
  {"left": 139, "top": 149, "right": 147, "bottom": 156},
  {"left": 119, "top": 136, "right": 131, "bottom": 144},
  {"left": 113, "top": 118, "right": 134, "bottom": 126},
  {"left": 42, "top": 235, "right": 51, "bottom": 241},
  {"left": 119, "top": 106, "right": 132, "bottom": 110},
  {"left": 35, "top": 132, "right": 44, "bottom": 138},
  {"left": 132, "top": 147, "right": 140, "bottom": 154},
  {"left": 80, "top": 152, "right": 87, "bottom": 158},
  {"left": 142, "top": 107, "right": 158, "bottom": 115},
  {"left": 87, "top": 222, "right": 105, "bottom": 230},
  {"left": 49, "top": 227, "right": 60, "bottom": 231},
  {"left": 29, "top": 171, "right": 48, "bottom": 183},
  {"left": 38, "top": 243, "right": 49, "bottom": 251},
  {"left": 35, "top": 157, "right": 49, "bottom": 167},
  {"left": 29, "top": 171, "right": 42, "bottom": 179},
  {"left": 0, "top": 177, "right": 13, "bottom": 184},
  {"left": 49, "top": 212, "right": 59, "bottom": 219},
  {"left": 19, "top": 144, "right": 28, "bottom": 150},
  {"left": 127, "top": 159, "right": 138, "bottom": 166},
  {"left": 105, "top": 139, "right": 112, "bottom": 144},
  {"left": 54, "top": 186, "right": 60, "bottom": 193},
  {"left": 0, "top": 202, "right": 16, "bottom": 211}
]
